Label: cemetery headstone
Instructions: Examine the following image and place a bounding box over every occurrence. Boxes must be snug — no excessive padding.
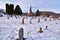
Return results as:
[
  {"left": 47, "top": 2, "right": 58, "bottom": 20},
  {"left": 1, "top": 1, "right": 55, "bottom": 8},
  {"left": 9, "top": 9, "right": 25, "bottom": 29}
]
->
[
  {"left": 38, "top": 27, "right": 43, "bottom": 33},
  {"left": 49, "top": 18, "right": 51, "bottom": 21},
  {"left": 16, "top": 38, "right": 19, "bottom": 40},
  {"left": 16, "top": 28, "right": 25, "bottom": 40},
  {"left": 18, "top": 15, "right": 20, "bottom": 18},
  {"left": 38, "top": 18, "right": 40, "bottom": 22},
  {"left": 7, "top": 15, "right": 9, "bottom": 19},
  {"left": 45, "top": 18, "right": 46, "bottom": 21},
  {"left": 30, "top": 19, "right": 32, "bottom": 24},
  {"left": 19, "top": 28, "right": 24, "bottom": 40},
  {"left": 22, "top": 17, "right": 24, "bottom": 24},
  {"left": 45, "top": 26, "right": 48, "bottom": 30},
  {"left": 56, "top": 22, "right": 58, "bottom": 24},
  {"left": 7, "top": 16, "right": 9, "bottom": 19},
  {"left": 0, "top": 15, "right": 3, "bottom": 17},
  {"left": 15, "top": 15, "right": 17, "bottom": 19},
  {"left": 25, "top": 16, "right": 28, "bottom": 19}
]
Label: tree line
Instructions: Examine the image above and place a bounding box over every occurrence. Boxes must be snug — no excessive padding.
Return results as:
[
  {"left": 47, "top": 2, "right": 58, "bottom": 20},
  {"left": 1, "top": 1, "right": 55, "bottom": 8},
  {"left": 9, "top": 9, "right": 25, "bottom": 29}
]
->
[
  {"left": 6, "top": 3, "right": 40, "bottom": 17},
  {"left": 6, "top": 3, "right": 22, "bottom": 16}
]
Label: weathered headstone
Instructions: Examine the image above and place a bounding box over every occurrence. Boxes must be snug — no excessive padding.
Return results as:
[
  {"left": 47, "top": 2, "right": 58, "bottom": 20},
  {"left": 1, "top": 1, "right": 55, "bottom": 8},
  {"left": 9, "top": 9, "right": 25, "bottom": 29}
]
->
[
  {"left": 0, "top": 13, "right": 3, "bottom": 17},
  {"left": 11, "top": 14, "right": 13, "bottom": 18},
  {"left": 38, "top": 18, "right": 40, "bottom": 22},
  {"left": 30, "top": 19, "right": 32, "bottom": 24},
  {"left": 7, "top": 15, "right": 9, "bottom": 19},
  {"left": 45, "top": 26, "right": 48, "bottom": 30},
  {"left": 49, "top": 18, "right": 51, "bottom": 21},
  {"left": 25, "top": 16, "right": 28, "bottom": 19},
  {"left": 19, "top": 28, "right": 24, "bottom": 40},
  {"left": 7, "top": 16, "right": 9, "bottom": 19},
  {"left": 16, "top": 38, "right": 20, "bottom": 40},
  {"left": 16, "top": 28, "right": 25, "bottom": 40},
  {"left": 15, "top": 15, "right": 17, "bottom": 19},
  {"left": 45, "top": 18, "right": 46, "bottom": 21},
  {"left": 56, "top": 22, "right": 58, "bottom": 24},
  {"left": 38, "top": 27, "right": 43, "bottom": 33},
  {"left": 22, "top": 17, "right": 24, "bottom": 24},
  {"left": 0, "top": 15, "right": 3, "bottom": 17}
]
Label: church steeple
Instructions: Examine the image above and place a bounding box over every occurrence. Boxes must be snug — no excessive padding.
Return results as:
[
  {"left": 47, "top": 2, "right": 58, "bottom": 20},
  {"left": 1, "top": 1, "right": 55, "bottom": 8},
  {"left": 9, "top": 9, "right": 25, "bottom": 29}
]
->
[
  {"left": 30, "top": 6, "right": 32, "bottom": 13},
  {"left": 28, "top": 6, "right": 33, "bottom": 16}
]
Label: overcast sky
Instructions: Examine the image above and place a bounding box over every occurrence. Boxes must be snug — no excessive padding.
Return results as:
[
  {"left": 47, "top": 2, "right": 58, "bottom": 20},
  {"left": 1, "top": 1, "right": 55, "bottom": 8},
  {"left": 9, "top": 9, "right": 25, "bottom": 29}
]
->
[{"left": 0, "top": 0, "right": 60, "bottom": 13}]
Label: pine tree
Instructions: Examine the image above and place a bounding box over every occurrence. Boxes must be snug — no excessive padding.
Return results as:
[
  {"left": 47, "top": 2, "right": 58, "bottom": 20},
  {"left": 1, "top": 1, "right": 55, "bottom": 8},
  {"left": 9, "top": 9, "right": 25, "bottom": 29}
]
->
[
  {"left": 6, "top": 3, "right": 10, "bottom": 19},
  {"left": 14, "top": 5, "right": 22, "bottom": 15},
  {"left": 10, "top": 4, "right": 14, "bottom": 17},
  {"left": 6, "top": 3, "right": 10, "bottom": 14},
  {"left": 36, "top": 9, "right": 39, "bottom": 16}
]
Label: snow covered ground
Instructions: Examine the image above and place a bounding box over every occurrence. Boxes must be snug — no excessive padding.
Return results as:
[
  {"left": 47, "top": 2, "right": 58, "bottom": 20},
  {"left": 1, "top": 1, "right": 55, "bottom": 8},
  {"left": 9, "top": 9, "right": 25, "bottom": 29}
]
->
[{"left": 0, "top": 15, "right": 60, "bottom": 40}]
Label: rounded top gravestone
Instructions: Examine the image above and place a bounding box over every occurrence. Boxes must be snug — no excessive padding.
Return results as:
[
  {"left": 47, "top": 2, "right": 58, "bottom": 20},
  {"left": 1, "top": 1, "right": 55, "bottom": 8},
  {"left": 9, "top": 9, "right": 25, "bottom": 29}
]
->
[{"left": 19, "top": 28, "right": 24, "bottom": 40}]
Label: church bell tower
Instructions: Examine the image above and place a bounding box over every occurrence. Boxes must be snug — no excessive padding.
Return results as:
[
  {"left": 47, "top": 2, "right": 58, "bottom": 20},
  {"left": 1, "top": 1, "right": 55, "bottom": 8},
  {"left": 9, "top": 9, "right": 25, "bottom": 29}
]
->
[{"left": 28, "top": 6, "right": 33, "bottom": 16}]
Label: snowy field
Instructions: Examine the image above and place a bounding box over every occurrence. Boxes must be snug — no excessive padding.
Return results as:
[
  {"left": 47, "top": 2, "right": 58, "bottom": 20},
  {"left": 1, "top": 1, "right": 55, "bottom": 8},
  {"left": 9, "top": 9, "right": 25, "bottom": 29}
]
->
[{"left": 0, "top": 15, "right": 60, "bottom": 40}]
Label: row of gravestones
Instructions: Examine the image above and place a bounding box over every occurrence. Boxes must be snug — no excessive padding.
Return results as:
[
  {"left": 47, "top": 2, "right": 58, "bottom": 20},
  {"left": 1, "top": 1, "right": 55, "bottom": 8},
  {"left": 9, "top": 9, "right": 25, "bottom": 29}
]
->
[
  {"left": 22, "top": 17, "right": 41, "bottom": 24},
  {"left": 18, "top": 17, "right": 58, "bottom": 40},
  {"left": 22, "top": 17, "right": 52, "bottom": 24},
  {"left": 16, "top": 26, "right": 48, "bottom": 40}
]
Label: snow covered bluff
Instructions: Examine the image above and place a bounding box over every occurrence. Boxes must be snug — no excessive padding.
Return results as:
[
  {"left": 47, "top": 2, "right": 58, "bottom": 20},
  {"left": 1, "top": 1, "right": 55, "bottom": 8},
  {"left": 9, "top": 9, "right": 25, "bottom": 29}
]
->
[{"left": 5, "top": 3, "right": 60, "bottom": 19}]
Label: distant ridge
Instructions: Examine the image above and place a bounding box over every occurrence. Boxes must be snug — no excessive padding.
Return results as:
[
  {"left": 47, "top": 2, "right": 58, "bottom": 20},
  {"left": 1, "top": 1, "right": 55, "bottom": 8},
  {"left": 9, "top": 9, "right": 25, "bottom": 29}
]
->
[{"left": 0, "top": 9, "right": 6, "bottom": 14}]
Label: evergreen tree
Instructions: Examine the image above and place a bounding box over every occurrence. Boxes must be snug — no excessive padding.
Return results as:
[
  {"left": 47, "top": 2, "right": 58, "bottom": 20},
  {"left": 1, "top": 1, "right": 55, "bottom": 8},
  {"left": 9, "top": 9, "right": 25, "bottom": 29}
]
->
[
  {"left": 6, "top": 3, "right": 10, "bottom": 19},
  {"left": 14, "top": 5, "right": 22, "bottom": 15},
  {"left": 10, "top": 4, "right": 14, "bottom": 14},
  {"left": 19, "top": 7, "right": 22, "bottom": 15},
  {"left": 6, "top": 4, "right": 14, "bottom": 15},
  {"left": 36, "top": 10, "right": 39, "bottom": 16},
  {"left": 6, "top": 3, "right": 10, "bottom": 14},
  {"left": 10, "top": 4, "right": 14, "bottom": 17}
]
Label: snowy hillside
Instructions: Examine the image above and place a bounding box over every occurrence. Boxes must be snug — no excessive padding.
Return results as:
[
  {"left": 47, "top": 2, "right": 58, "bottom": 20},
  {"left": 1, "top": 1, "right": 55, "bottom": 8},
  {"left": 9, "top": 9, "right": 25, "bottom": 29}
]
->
[{"left": 0, "top": 15, "right": 60, "bottom": 40}]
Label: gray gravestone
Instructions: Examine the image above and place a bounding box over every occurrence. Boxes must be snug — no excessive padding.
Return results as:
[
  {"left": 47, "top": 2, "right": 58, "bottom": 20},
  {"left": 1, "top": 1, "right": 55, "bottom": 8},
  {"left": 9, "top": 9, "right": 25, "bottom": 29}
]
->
[
  {"left": 45, "top": 19, "right": 46, "bottom": 21},
  {"left": 38, "top": 18, "right": 40, "bottom": 22},
  {"left": 19, "top": 28, "right": 24, "bottom": 40},
  {"left": 38, "top": 27, "right": 43, "bottom": 33},
  {"left": 16, "top": 28, "right": 24, "bottom": 40},
  {"left": 22, "top": 18, "right": 24, "bottom": 24},
  {"left": 45, "top": 26, "right": 48, "bottom": 30},
  {"left": 30, "top": 19, "right": 32, "bottom": 24}
]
